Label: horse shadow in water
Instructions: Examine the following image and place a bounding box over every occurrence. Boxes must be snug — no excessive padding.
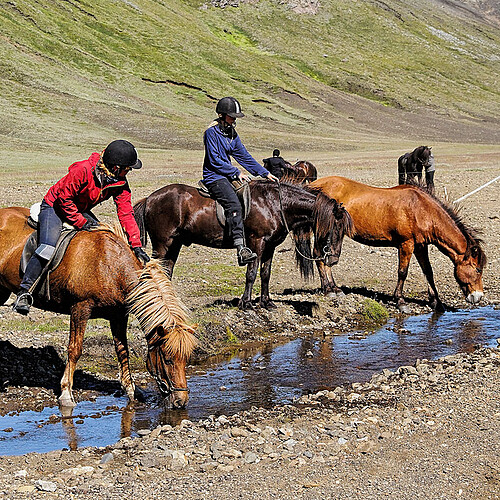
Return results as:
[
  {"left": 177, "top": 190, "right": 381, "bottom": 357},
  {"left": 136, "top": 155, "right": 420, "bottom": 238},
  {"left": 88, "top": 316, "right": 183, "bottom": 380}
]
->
[{"left": 0, "top": 340, "right": 123, "bottom": 396}]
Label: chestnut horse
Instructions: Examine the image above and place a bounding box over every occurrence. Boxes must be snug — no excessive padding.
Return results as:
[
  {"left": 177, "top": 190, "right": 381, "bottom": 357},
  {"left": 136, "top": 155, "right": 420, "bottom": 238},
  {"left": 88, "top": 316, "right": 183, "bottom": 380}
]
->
[
  {"left": 0, "top": 207, "right": 196, "bottom": 408},
  {"left": 310, "top": 176, "right": 486, "bottom": 312},
  {"left": 282, "top": 160, "right": 318, "bottom": 184},
  {"left": 133, "top": 181, "right": 352, "bottom": 310}
]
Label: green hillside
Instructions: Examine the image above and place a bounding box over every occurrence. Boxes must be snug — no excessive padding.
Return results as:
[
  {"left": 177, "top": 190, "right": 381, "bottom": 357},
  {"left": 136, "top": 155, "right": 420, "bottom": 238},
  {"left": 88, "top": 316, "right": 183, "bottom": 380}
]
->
[{"left": 0, "top": 0, "right": 499, "bottom": 152}]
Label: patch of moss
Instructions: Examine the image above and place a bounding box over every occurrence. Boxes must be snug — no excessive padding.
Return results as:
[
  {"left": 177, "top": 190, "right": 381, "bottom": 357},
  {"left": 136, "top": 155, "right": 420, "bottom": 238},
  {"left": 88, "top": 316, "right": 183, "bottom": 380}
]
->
[
  {"left": 225, "top": 326, "right": 239, "bottom": 344},
  {"left": 361, "top": 298, "right": 389, "bottom": 326}
]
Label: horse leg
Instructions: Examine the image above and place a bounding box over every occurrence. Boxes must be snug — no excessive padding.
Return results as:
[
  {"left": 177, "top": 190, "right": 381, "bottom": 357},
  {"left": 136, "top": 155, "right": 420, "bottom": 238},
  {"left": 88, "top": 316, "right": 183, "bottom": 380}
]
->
[
  {"left": 315, "top": 261, "right": 341, "bottom": 296},
  {"left": 414, "top": 245, "right": 445, "bottom": 312},
  {"left": 59, "top": 301, "right": 92, "bottom": 407},
  {"left": 110, "top": 313, "right": 136, "bottom": 401},
  {"left": 239, "top": 252, "right": 261, "bottom": 311},
  {"left": 394, "top": 241, "right": 414, "bottom": 314},
  {"left": 259, "top": 247, "right": 277, "bottom": 309},
  {"left": 153, "top": 240, "right": 181, "bottom": 278}
]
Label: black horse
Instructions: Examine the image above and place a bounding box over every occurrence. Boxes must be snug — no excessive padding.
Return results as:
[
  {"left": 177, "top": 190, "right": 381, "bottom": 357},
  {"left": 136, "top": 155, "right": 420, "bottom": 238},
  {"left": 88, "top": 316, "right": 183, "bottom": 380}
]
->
[
  {"left": 133, "top": 181, "right": 352, "bottom": 310},
  {"left": 398, "top": 146, "right": 435, "bottom": 192}
]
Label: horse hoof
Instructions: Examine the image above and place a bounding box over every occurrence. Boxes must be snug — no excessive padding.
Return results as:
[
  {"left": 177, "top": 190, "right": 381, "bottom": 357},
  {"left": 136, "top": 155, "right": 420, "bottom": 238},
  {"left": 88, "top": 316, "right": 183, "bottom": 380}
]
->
[
  {"left": 261, "top": 300, "right": 277, "bottom": 310},
  {"left": 238, "top": 301, "right": 254, "bottom": 311},
  {"left": 434, "top": 302, "right": 446, "bottom": 313},
  {"left": 398, "top": 304, "right": 411, "bottom": 314},
  {"left": 58, "top": 396, "right": 77, "bottom": 408}
]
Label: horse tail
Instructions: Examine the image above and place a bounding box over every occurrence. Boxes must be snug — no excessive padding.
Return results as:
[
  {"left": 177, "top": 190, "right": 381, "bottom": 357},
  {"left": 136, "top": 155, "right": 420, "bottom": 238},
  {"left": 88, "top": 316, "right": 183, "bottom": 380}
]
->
[
  {"left": 292, "top": 226, "right": 315, "bottom": 280},
  {"left": 133, "top": 198, "right": 148, "bottom": 247},
  {"left": 127, "top": 260, "right": 197, "bottom": 360}
]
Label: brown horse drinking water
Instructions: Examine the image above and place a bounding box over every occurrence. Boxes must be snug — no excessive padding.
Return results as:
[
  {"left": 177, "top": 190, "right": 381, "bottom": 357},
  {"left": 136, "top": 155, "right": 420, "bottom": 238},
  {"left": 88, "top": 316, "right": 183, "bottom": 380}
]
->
[
  {"left": 0, "top": 207, "right": 196, "bottom": 408},
  {"left": 133, "top": 181, "right": 352, "bottom": 310},
  {"left": 310, "top": 176, "right": 486, "bottom": 312}
]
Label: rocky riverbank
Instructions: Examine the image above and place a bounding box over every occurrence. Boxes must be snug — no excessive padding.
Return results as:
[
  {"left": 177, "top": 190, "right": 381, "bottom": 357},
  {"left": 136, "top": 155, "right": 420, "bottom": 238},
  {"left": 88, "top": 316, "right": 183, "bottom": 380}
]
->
[{"left": 1, "top": 346, "right": 498, "bottom": 499}]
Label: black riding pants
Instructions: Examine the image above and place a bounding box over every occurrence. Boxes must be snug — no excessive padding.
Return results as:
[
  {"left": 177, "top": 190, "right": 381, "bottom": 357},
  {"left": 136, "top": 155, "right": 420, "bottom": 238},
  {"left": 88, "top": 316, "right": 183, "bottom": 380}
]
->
[
  {"left": 206, "top": 178, "right": 244, "bottom": 247},
  {"left": 20, "top": 201, "right": 63, "bottom": 290}
]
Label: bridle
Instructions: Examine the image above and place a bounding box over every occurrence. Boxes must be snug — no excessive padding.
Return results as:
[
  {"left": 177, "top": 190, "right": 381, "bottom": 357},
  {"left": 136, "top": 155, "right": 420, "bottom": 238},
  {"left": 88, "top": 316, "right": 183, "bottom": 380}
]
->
[
  {"left": 148, "top": 342, "right": 189, "bottom": 395},
  {"left": 276, "top": 182, "right": 334, "bottom": 262}
]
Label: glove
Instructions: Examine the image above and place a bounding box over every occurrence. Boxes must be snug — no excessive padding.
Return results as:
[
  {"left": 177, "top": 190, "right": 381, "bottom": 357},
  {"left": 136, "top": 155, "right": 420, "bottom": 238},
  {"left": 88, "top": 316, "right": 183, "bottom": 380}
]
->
[
  {"left": 133, "top": 247, "right": 150, "bottom": 265},
  {"left": 81, "top": 219, "right": 99, "bottom": 231}
]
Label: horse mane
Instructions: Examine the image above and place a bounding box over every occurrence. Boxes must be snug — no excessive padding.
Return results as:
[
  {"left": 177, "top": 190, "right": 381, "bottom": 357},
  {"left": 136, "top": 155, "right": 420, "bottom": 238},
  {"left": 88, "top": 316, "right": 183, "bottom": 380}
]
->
[
  {"left": 413, "top": 185, "right": 486, "bottom": 266},
  {"left": 126, "top": 260, "right": 197, "bottom": 359},
  {"left": 311, "top": 190, "right": 353, "bottom": 240}
]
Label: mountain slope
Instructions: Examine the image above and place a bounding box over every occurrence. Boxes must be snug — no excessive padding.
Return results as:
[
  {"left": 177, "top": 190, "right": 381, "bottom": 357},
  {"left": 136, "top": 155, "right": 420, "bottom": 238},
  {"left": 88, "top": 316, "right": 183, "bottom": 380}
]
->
[{"left": 0, "top": 0, "right": 499, "bottom": 152}]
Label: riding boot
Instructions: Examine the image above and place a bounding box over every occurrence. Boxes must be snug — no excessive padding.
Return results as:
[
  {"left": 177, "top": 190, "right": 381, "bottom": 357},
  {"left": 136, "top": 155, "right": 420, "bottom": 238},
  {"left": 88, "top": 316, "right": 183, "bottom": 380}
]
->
[
  {"left": 12, "top": 288, "right": 33, "bottom": 316},
  {"left": 237, "top": 245, "right": 257, "bottom": 266}
]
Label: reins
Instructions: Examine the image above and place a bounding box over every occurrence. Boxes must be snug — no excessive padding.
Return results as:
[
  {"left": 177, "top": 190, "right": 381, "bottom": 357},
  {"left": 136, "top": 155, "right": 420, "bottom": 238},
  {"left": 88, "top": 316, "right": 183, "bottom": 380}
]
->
[{"left": 276, "top": 182, "right": 332, "bottom": 262}]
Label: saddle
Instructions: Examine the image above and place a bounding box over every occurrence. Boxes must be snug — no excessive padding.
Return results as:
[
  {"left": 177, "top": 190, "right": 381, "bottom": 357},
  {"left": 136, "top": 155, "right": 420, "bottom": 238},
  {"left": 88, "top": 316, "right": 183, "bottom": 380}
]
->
[
  {"left": 21, "top": 208, "right": 80, "bottom": 301},
  {"left": 197, "top": 180, "right": 251, "bottom": 226}
]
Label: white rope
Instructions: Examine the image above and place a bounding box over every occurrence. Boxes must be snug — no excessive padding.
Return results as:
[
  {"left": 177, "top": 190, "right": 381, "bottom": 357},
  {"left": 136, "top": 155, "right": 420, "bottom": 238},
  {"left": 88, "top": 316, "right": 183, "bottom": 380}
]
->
[{"left": 453, "top": 174, "right": 500, "bottom": 203}]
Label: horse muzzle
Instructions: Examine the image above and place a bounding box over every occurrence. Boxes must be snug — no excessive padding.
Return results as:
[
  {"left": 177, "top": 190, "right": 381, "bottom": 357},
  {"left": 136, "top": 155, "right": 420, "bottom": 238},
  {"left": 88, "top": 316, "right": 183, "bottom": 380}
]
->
[
  {"left": 466, "top": 290, "right": 484, "bottom": 305},
  {"left": 324, "top": 254, "right": 339, "bottom": 266},
  {"left": 170, "top": 390, "right": 189, "bottom": 409}
]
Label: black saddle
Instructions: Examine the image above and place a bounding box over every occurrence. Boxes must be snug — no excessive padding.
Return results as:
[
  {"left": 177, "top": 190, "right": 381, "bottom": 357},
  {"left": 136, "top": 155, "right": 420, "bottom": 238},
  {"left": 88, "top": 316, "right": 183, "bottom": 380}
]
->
[
  {"left": 197, "top": 180, "right": 251, "bottom": 226},
  {"left": 21, "top": 226, "right": 79, "bottom": 301}
]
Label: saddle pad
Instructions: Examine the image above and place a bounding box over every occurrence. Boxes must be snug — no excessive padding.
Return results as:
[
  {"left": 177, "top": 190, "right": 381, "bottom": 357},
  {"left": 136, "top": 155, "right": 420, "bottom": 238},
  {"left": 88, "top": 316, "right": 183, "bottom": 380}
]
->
[{"left": 21, "top": 228, "right": 79, "bottom": 301}]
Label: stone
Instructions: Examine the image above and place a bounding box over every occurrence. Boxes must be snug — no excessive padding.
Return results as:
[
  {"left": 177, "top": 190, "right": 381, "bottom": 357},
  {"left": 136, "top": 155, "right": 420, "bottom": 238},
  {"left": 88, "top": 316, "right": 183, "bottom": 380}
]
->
[
  {"left": 243, "top": 451, "right": 258, "bottom": 464},
  {"left": 140, "top": 454, "right": 160, "bottom": 468},
  {"left": 100, "top": 452, "right": 114, "bottom": 465},
  {"left": 34, "top": 480, "right": 57, "bottom": 492},
  {"left": 17, "top": 485, "right": 35, "bottom": 493},
  {"left": 231, "top": 427, "right": 249, "bottom": 438}
]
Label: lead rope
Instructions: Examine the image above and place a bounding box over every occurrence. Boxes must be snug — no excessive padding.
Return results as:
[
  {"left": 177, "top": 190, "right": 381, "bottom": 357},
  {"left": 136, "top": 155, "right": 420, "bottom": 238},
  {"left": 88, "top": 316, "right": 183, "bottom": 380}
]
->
[{"left": 276, "top": 181, "right": 330, "bottom": 262}]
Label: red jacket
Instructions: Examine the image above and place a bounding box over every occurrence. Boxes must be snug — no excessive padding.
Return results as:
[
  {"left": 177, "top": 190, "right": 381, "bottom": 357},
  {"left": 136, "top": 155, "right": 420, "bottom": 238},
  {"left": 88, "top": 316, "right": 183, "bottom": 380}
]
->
[{"left": 44, "top": 153, "right": 142, "bottom": 248}]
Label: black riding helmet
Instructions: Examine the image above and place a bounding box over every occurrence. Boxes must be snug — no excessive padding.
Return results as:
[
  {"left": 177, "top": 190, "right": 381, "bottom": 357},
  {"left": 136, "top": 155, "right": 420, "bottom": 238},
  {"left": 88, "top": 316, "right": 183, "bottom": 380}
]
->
[
  {"left": 216, "top": 97, "right": 245, "bottom": 118},
  {"left": 102, "top": 140, "right": 142, "bottom": 170}
]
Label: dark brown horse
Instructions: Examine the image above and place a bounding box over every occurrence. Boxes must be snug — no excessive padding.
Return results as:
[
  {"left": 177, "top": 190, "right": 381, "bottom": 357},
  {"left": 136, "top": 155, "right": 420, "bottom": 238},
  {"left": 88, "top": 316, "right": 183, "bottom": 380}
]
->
[
  {"left": 0, "top": 207, "right": 196, "bottom": 408},
  {"left": 398, "top": 145, "right": 434, "bottom": 191},
  {"left": 133, "top": 181, "right": 352, "bottom": 310},
  {"left": 282, "top": 160, "right": 318, "bottom": 184},
  {"left": 310, "top": 176, "right": 486, "bottom": 312}
]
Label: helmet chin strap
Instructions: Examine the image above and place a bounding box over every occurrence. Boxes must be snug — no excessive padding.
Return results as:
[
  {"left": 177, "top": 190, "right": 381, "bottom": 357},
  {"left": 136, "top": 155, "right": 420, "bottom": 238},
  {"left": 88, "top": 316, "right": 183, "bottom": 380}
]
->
[{"left": 218, "top": 116, "right": 237, "bottom": 138}]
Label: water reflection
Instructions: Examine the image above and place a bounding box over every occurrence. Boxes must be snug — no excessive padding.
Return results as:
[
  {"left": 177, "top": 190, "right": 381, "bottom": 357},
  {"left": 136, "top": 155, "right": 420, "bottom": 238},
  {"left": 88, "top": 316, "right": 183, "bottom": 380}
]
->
[{"left": 0, "top": 306, "right": 498, "bottom": 455}]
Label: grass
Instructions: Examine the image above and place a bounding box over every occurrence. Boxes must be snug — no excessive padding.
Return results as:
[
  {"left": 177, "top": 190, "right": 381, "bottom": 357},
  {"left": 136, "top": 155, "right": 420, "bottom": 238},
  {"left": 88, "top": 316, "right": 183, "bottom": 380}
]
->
[
  {"left": 0, "top": 0, "right": 498, "bottom": 154},
  {"left": 361, "top": 299, "right": 389, "bottom": 326}
]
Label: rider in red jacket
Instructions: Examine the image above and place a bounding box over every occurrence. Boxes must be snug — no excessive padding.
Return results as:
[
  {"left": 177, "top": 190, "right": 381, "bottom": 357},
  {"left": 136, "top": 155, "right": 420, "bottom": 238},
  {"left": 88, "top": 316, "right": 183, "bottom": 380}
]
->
[{"left": 13, "top": 140, "right": 150, "bottom": 315}]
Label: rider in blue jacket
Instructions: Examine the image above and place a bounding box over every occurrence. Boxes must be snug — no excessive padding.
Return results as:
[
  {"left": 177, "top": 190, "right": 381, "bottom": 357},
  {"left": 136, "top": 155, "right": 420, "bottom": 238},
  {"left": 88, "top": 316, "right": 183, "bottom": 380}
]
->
[{"left": 203, "top": 97, "right": 279, "bottom": 265}]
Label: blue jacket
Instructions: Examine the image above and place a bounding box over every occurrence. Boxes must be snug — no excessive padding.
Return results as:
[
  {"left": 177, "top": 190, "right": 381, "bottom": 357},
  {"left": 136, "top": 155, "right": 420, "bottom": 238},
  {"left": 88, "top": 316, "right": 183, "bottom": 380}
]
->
[{"left": 203, "top": 122, "right": 270, "bottom": 184}]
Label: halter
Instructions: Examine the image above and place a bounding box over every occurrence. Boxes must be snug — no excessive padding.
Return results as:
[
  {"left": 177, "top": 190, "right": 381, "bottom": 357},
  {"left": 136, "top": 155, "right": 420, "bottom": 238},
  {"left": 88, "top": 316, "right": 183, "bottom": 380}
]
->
[
  {"left": 277, "top": 182, "right": 333, "bottom": 262},
  {"left": 149, "top": 341, "right": 189, "bottom": 395}
]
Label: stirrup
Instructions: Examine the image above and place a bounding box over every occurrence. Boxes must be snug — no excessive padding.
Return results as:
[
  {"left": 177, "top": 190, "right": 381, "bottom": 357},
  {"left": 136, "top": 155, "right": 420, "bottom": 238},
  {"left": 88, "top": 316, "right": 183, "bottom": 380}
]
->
[
  {"left": 237, "top": 247, "right": 257, "bottom": 266},
  {"left": 12, "top": 291, "right": 33, "bottom": 315}
]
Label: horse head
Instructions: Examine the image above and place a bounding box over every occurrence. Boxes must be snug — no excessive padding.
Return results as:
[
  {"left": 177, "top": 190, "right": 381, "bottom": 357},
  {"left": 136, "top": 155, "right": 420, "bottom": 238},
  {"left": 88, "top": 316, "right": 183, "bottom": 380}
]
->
[
  {"left": 313, "top": 193, "right": 353, "bottom": 266},
  {"left": 454, "top": 241, "right": 486, "bottom": 304},
  {"left": 127, "top": 261, "right": 197, "bottom": 408},
  {"left": 417, "top": 146, "right": 433, "bottom": 168},
  {"left": 145, "top": 325, "right": 197, "bottom": 408}
]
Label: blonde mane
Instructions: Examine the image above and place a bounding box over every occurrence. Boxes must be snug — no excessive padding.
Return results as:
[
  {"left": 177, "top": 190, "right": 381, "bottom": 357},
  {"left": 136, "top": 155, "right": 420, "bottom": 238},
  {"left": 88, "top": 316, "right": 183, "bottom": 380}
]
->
[{"left": 126, "top": 260, "right": 197, "bottom": 359}]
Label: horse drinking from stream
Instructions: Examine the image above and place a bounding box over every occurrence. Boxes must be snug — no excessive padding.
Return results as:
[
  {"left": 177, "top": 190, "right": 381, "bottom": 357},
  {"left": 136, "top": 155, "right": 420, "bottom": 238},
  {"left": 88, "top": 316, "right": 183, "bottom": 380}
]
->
[
  {"left": 310, "top": 176, "right": 486, "bottom": 312},
  {"left": 133, "top": 181, "right": 352, "bottom": 310},
  {"left": 0, "top": 207, "right": 196, "bottom": 408}
]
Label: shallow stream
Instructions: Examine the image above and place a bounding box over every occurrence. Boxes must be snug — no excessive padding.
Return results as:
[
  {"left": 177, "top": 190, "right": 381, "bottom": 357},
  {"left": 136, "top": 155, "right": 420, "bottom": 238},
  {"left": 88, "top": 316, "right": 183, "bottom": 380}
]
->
[{"left": 1, "top": 306, "right": 498, "bottom": 456}]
